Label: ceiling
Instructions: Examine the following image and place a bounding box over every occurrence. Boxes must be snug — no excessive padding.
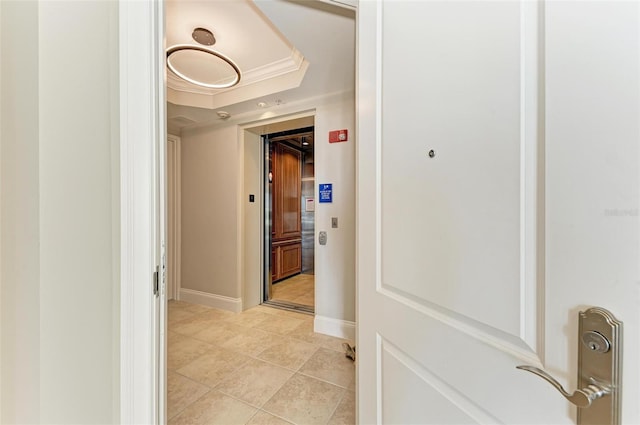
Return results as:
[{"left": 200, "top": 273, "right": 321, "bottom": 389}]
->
[{"left": 166, "top": 0, "right": 356, "bottom": 134}]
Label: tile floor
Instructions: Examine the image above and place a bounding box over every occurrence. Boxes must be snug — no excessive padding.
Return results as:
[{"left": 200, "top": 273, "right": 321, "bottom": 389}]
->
[
  {"left": 271, "top": 274, "right": 314, "bottom": 307},
  {"left": 168, "top": 300, "right": 355, "bottom": 425}
]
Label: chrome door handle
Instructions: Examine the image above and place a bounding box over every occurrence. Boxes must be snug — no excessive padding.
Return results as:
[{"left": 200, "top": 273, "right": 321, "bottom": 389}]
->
[
  {"left": 516, "top": 365, "right": 609, "bottom": 408},
  {"left": 516, "top": 307, "right": 622, "bottom": 425}
]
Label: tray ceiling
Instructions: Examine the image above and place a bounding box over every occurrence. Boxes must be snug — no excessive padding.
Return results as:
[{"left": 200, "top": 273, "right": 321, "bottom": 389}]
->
[{"left": 167, "top": 0, "right": 355, "bottom": 133}]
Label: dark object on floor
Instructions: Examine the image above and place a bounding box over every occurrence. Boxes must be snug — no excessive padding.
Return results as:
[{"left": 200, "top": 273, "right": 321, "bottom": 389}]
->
[{"left": 342, "top": 343, "right": 356, "bottom": 361}]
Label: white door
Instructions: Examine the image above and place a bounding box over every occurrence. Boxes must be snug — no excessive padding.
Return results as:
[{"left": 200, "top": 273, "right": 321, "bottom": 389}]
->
[{"left": 357, "top": 1, "right": 639, "bottom": 424}]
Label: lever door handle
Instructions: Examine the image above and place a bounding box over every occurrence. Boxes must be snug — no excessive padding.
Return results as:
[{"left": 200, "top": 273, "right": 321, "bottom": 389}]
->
[{"left": 516, "top": 365, "right": 610, "bottom": 408}]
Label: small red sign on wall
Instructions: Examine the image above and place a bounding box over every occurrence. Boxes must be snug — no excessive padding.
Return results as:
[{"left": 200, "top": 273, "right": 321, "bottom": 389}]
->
[{"left": 329, "top": 129, "right": 348, "bottom": 143}]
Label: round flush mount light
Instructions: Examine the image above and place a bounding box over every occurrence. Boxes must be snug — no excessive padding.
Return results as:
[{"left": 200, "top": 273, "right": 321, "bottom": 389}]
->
[
  {"left": 257, "top": 101, "right": 268, "bottom": 108},
  {"left": 192, "top": 27, "right": 216, "bottom": 46},
  {"left": 166, "top": 44, "right": 241, "bottom": 89}
]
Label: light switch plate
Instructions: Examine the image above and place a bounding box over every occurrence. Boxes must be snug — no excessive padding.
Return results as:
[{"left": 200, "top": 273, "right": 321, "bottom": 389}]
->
[{"left": 331, "top": 217, "right": 338, "bottom": 228}]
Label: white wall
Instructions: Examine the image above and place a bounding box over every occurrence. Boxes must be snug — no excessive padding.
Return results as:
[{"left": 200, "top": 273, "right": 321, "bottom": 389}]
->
[
  {"left": 0, "top": 1, "right": 119, "bottom": 423},
  {"left": 313, "top": 93, "right": 356, "bottom": 327},
  {"left": 180, "top": 125, "right": 241, "bottom": 302},
  {"left": 242, "top": 130, "right": 263, "bottom": 308},
  {"left": 1, "top": 2, "right": 41, "bottom": 422}
]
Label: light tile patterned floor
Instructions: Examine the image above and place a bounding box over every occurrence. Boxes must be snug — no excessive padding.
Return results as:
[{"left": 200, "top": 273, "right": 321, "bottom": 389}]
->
[
  {"left": 271, "top": 274, "right": 314, "bottom": 307},
  {"left": 168, "top": 301, "right": 355, "bottom": 425}
]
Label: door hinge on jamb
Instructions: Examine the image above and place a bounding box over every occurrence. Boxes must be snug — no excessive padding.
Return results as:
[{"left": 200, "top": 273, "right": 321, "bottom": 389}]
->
[{"left": 153, "top": 266, "right": 160, "bottom": 296}]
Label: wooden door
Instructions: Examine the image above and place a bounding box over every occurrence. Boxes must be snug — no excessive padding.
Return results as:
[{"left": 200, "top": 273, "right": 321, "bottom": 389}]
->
[
  {"left": 274, "top": 143, "right": 302, "bottom": 240},
  {"left": 357, "top": 1, "right": 639, "bottom": 423}
]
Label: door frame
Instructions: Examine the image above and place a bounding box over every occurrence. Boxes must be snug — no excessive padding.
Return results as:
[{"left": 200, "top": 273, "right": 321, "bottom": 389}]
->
[
  {"left": 119, "top": 0, "right": 166, "bottom": 423},
  {"left": 119, "top": 1, "right": 356, "bottom": 423},
  {"left": 261, "top": 124, "right": 316, "bottom": 314},
  {"left": 239, "top": 111, "right": 316, "bottom": 312},
  {"left": 167, "top": 134, "right": 182, "bottom": 301}
]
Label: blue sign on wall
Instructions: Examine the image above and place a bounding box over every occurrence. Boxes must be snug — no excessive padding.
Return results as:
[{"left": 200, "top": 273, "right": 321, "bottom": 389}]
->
[{"left": 319, "top": 183, "right": 333, "bottom": 203}]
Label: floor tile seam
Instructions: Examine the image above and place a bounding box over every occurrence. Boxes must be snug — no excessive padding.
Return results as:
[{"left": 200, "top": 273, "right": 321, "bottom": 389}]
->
[
  {"left": 287, "top": 335, "right": 352, "bottom": 354},
  {"left": 249, "top": 354, "right": 302, "bottom": 373},
  {"left": 287, "top": 334, "right": 341, "bottom": 351},
  {"left": 272, "top": 333, "right": 324, "bottom": 350},
  {"left": 323, "top": 387, "right": 349, "bottom": 425},
  {"left": 322, "top": 337, "right": 358, "bottom": 357},
  {"left": 172, "top": 312, "right": 233, "bottom": 325},
  {"left": 183, "top": 308, "right": 215, "bottom": 317},
  {"left": 226, "top": 326, "right": 287, "bottom": 346},
  {"left": 256, "top": 315, "right": 308, "bottom": 326},
  {"left": 169, "top": 328, "right": 216, "bottom": 339},
  {"left": 213, "top": 387, "right": 264, "bottom": 410},
  {"left": 253, "top": 325, "right": 304, "bottom": 338},
  {"left": 168, "top": 387, "right": 214, "bottom": 421},
  {"left": 206, "top": 388, "right": 261, "bottom": 415},
  {"left": 169, "top": 331, "right": 216, "bottom": 348},
  {"left": 168, "top": 311, "right": 200, "bottom": 322},
  {"left": 214, "top": 374, "right": 292, "bottom": 412},
  {"left": 253, "top": 408, "right": 297, "bottom": 425},
  {"left": 251, "top": 346, "right": 320, "bottom": 373},
  {"left": 167, "top": 318, "right": 198, "bottom": 328},
  {"left": 244, "top": 317, "right": 287, "bottom": 330},
  {"left": 295, "top": 370, "right": 353, "bottom": 390},
  {"left": 259, "top": 402, "right": 300, "bottom": 425},
  {"left": 173, "top": 348, "right": 250, "bottom": 380},
  {"left": 260, "top": 382, "right": 344, "bottom": 425},
  {"left": 171, "top": 369, "right": 216, "bottom": 390},
  {"left": 187, "top": 332, "right": 234, "bottom": 347}
]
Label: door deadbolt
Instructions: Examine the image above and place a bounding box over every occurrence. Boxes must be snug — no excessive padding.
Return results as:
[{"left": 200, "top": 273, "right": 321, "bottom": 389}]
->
[
  {"left": 517, "top": 307, "right": 622, "bottom": 425},
  {"left": 582, "top": 331, "right": 611, "bottom": 354}
]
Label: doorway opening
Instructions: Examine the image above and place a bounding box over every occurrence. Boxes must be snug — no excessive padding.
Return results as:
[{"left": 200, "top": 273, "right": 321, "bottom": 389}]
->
[{"left": 263, "top": 126, "right": 315, "bottom": 314}]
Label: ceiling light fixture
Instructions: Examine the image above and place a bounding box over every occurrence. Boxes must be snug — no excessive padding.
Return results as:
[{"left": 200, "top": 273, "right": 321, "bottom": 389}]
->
[
  {"left": 192, "top": 27, "right": 216, "bottom": 46},
  {"left": 166, "top": 27, "right": 241, "bottom": 89},
  {"left": 257, "top": 102, "right": 268, "bottom": 108}
]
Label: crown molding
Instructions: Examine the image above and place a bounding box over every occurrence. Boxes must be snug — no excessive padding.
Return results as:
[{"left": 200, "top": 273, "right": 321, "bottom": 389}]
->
[
  {"left": 167, "top": 57, "right": 309, "bottom": 110},
  {"left": 166, "top": 47, "right": 308, "bottom": 108}
]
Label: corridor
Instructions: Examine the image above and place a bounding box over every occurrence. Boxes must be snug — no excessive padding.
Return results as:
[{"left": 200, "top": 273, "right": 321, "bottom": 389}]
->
[{"left": 168, "top": 301, "right": 355, "bottom": 424}]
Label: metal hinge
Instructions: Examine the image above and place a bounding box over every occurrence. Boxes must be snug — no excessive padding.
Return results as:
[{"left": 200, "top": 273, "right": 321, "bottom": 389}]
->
[{"left": 153, "top": 265, "right": 160, "bottom": 296}]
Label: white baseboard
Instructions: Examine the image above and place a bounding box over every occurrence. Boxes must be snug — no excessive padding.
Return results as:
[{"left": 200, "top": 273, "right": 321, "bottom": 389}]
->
[
  {"left": 179, "top": 288, "right": 242, "bottom": 313},
  {"left": 314, "top": 315, "right": 356, "bottom": 341}
]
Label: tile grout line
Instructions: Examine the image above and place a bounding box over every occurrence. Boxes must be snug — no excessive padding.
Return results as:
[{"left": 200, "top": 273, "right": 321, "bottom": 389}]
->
[
  {"left": 296, "top": 370, "right": 354, "bottom": 391},
  {"left": 323, "top": 387, "right": 349, "bottom": 425},
  {"left": 254, "top": 408, "right": 297, "bottom": 425},
  {"left": 167, "top": 387, "right": 214, "bottom": 422},
  {"left": 168, "top": 301, "right": 355, "bottom": 424}
]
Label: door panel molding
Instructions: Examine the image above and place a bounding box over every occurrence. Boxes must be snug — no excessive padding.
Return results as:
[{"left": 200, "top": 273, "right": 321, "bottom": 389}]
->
[
  {"left": 378, "top": 287, "right": 543, "bottom": 365},
  {"left": 376, "top": 0, "right": 544, "bottom": 358},
  {"left": 379, "top": 336, "right": 500, "bottom": 424}
]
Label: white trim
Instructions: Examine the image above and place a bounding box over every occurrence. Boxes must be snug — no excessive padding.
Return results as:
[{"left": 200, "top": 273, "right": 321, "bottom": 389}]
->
[
  {"left": 119, "top": 0, "right": 164, "bottom": 424},
  {"left": 238, "top": 110, "right": 316, "bottom": 312},
  {"left": 314, "top": 315, "right": 356, "bottom": 341},
  {"left": 180, "top": 288, "right": 243, "bottom": 313},
  {"left": 167, "top": 134, "right": 182, "bottom": 301}
]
